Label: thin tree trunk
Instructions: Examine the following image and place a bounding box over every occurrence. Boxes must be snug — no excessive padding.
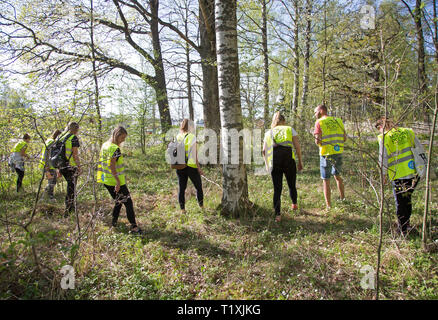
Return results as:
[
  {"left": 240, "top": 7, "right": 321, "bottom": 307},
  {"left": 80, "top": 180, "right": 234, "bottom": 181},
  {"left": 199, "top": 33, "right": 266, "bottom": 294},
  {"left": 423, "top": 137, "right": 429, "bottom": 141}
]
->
[
  {"left": 215, "top": 0, "right": 249, "bottom": 217},
  {"left": 300, "top": 0, "right": 312, "bottom": 127},
  {"left": 185, "top": 5, "right": 194, "bottom": 121},
  {"left": 292, "top": 0, "right": 300, "bottom": 114},
  {"left": 422, "top": 82, "right": 438, "bottom": 249},
  {"left": 90, "top": 0, "right": 102, "bottom": 146},
  {"left": 262, "top": 0, "right": 270, "bottom": 129},
  {"left": 422, "top": 2, "right": 438, "bottom": 249}
]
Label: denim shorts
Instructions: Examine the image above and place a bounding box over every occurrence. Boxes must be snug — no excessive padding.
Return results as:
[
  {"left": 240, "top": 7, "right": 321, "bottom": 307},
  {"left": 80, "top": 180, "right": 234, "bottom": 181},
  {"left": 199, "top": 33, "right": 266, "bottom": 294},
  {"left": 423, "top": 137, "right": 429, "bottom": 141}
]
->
[{"left": 320, "top": 154, "right": 343, "bottom": 179}]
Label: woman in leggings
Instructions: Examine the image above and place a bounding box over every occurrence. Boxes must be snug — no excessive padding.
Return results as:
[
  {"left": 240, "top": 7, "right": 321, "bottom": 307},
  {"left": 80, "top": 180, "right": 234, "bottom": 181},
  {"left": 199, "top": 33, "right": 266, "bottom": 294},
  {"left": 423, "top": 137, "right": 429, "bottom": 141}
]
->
[
  {"left": 176, "top": 119, "right": 204, "bottom": 214},
  {"left": 263, "top": 112, "right": 303, "bottom": 222},
  {"left": 97, "top": 126, "right": 141, "bottom": 234}
]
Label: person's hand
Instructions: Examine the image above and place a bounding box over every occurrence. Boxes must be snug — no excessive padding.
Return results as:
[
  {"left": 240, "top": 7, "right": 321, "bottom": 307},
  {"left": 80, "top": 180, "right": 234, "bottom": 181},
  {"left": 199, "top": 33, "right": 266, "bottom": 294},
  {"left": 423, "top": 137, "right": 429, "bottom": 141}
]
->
[
  {"left": 57, "top": 170, "right": 62, "bottom": 178},
  {"left": 198, "top": 168, "right": 204, "bottom": 176},
  {"left": 297, "top": 161, "right": 303, "bottom": 172},
  {"left": 76, "top": 167, "right": 82, "bottom": 176},
  {"left": 115, "top": 182, "right": 121, "bottom": 193}
]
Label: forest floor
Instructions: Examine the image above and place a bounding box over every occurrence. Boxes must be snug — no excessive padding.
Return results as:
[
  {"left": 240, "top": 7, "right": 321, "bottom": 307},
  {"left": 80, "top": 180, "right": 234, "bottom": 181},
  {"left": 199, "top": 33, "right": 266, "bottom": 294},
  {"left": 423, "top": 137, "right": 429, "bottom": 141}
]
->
[{"left": 1, "top": 144, "right": 438, "bottom": 300}]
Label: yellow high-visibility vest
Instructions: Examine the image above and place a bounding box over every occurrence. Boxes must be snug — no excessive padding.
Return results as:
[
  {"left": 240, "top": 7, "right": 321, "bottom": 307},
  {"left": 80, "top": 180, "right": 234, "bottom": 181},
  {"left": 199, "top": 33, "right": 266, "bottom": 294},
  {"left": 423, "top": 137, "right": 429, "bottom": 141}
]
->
[
  {"left": 96, "top": 141, "right": 126, "bottom": 186},
  {"left": 11, "top": 141, "right": 27, "bottom": 153},
  {"left": 177, "top": 132, "right": 197, "bottom": 169},
  {"left": 378, "top": 127, "right": 416, "bottom": 181},
  {"left": 264, "top": 125, "right": 295, "bottom": 171},
  {"left": 316, "top": 116, "right": 345, "bottom": 156}
]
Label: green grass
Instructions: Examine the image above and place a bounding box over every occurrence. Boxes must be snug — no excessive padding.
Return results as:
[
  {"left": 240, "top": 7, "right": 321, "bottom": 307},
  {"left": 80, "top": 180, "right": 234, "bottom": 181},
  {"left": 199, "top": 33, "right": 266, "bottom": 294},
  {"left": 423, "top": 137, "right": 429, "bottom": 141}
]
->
[{"left": 1, "top": 144, "right": 438, "bottom": 300}]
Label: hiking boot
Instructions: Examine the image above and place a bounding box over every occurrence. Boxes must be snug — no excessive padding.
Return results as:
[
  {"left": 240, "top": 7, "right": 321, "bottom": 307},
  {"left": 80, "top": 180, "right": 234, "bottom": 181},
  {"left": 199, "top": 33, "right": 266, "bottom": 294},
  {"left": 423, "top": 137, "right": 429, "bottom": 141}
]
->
[{"left": 291, "top": 204, "right": 298, "bottom": 211}]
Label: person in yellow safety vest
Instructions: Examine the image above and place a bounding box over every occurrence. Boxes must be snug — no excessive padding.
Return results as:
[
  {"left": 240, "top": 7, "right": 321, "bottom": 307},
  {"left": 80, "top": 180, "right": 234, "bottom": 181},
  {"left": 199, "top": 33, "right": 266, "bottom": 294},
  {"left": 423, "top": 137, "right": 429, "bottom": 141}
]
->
[
  {"left": 176, "top": 119, "right": 204, "bottom": 214},
  {"left": 263, "top": 112, "right": 303, "bottom": 222},
  {"left": 97, "top": 126, "right": 141, "bottom": 234},
  {"left": 313, "top": 104, "right": 347, "bottom": 209},
  {"left": 9, "top": 133, "right": 31, "bottom": 193},
  {"left": 375, "top": 117, "right": 424, "bottom": 237},
  {"left": 58, "top": 122, "right": 81, "bottom": 214},
  {"left": 39, "top": 129, "right": 62, "bottom": 201}
]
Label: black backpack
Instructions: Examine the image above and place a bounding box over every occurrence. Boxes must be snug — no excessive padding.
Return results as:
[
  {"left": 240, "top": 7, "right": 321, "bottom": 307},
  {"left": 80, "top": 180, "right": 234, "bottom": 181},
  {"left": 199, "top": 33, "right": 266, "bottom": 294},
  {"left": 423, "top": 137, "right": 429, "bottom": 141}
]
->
[
  {"left": 48, "top": 133, "right": 73, "bottom": 169},
  {"left": 167, "top": 133, "right": 188, "bottom": 169}
]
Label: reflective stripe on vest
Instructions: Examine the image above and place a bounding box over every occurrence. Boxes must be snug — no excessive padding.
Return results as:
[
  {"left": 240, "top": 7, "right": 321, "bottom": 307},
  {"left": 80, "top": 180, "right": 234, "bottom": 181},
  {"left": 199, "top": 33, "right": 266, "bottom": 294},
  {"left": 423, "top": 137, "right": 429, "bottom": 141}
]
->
[
  {"left": 11, "top": 141, "right": 27, "bottom": 153},
  {"left": 39, "top": 138, "right": 55, "bottom": 169},
  {"left": 378, "top": 127, "right": 416, "bottom": 181},
  {"left": 264, "top": 126, "right": 295, "bottom": 171},
  {"left": 177, "top": 132, "right": 197, "bottom": 169},
  {"left": 317, "top": 117, "right": 345, "bottom": 156},
  {"left": 97, "top": 141, "right": 126, "bottom": 186}
]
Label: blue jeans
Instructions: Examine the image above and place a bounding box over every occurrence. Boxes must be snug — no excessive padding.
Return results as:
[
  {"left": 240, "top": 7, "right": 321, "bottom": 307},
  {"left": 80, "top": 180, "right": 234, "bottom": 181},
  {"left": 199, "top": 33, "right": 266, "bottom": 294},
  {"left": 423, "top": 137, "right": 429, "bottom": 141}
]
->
[{"left": 320, "top": 154, "right": 343, "bottom": 179}]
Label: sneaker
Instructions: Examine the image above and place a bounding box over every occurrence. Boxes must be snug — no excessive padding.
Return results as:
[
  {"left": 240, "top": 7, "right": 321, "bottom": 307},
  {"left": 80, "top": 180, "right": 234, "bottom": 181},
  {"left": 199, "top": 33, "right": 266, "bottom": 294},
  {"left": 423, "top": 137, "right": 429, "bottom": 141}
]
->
[
  {"left": 275, "top": 215, "right": 282, "bottom": 222},
  {"left": 129, "top": 225, "right": 142, "bottom": 234},
  {"left": 291, "top": 204, "right": 298, "bottom": 211}
]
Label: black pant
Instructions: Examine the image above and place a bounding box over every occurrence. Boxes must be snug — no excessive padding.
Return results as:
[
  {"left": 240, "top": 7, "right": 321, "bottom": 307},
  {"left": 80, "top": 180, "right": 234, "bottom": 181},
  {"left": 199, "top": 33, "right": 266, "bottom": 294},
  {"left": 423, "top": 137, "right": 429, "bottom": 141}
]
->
[
  {"left": 176, "top": 166, "right": 203, "bottom": 210},
  {"left": 60, "top": 167, "right": 78, "bottom": 212},
  {"left": 392, "top": 177, "right": 419, "bottom": 235},
  {"left": 271, "top": 159, "right": 297, "bottom": 216},
  {"left": 15, "top": 168, "right": 24, "bottom": 192},
  {"left": 104, "top": 184, "right": 137, "bottom": 227}
]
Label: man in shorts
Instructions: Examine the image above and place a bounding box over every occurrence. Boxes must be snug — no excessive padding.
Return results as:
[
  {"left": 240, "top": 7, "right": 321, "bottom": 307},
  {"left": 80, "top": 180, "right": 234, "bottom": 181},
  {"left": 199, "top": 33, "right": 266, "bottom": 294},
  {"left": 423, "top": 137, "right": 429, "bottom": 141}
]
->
[{"left": 313, "top": 104, "right": 347, "bottom": 209}]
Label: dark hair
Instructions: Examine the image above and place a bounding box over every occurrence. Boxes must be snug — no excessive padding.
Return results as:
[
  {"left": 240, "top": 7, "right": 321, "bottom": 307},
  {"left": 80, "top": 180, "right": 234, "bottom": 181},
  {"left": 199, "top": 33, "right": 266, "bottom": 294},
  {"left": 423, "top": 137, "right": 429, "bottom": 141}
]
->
[
  {"left": 67, "top": 122, "right": 79, "bottom": 132},
  {"left": 317, "top": 104, "right": 328, "bottom": 113},
  {"left": 23, "top": 133, "right": 31, "bottom": 140},
  {"left": 51, "top": 129, "right": 62, "bottom": 140}
]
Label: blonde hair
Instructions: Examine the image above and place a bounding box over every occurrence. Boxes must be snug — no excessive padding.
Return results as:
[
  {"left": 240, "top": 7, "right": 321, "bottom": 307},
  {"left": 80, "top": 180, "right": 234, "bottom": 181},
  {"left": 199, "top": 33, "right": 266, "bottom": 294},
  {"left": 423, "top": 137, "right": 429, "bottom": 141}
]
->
[
  {"left": 271, "top": 112, "right": 286, "bottom": 129},
  {"left": 110, "top": 126, "right": 128, "bottom": 145}
]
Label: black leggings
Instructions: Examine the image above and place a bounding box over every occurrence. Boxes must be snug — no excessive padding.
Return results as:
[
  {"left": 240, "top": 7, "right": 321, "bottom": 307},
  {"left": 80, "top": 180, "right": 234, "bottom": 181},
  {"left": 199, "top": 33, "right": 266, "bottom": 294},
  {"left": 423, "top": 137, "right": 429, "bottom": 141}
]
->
[
  {"left": 271, "top": 159, "right": 297, "bottom": 216},
  {"left": 60, "top": 167, "right": 78, "bottom": 212},
  {"left": 15, "top": 168, "right": 24, "bottom": 192},
  {"left": 176, "top": 166, "right": 203, "bottom": 210},
  {"left": 392, "top": 177, "right": 419, "bottom": 234},
  {"left": 104, "top": 184, "right": 137, "bottom": 227}
]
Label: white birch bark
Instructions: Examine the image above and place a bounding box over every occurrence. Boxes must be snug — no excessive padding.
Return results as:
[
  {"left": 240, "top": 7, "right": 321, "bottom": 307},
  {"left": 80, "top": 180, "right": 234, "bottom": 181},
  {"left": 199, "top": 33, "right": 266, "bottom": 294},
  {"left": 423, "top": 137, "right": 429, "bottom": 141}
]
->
[{"left": 215, "top": 0, "right": 249, "bottom": 216}]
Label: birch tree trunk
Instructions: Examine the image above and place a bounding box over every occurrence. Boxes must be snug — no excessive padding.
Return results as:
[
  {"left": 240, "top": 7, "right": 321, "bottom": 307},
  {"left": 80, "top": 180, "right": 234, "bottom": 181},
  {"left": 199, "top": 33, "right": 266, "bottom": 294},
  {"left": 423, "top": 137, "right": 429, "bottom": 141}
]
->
[
  {"left": 291, "top": 0, "right": 300, "bottom": 115},
  {"left": 300, "top": 0, "right": 312, "bottom": 121},
  {"left": 215, "top": 0, "right": 249, "bottom": 217},
  {"left": 262, "top": 0, "right": 270, "bottom": 129}
]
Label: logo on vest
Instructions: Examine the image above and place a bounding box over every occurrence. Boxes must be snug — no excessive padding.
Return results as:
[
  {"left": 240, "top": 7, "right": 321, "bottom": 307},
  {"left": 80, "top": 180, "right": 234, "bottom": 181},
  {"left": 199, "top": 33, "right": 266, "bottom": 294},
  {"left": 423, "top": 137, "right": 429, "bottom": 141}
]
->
[
  {"left": 334, "top": 145, "right": 340, "bottom": 152},
  {"left": 408, "top": 160, "right": 415, "bottom": 170}
]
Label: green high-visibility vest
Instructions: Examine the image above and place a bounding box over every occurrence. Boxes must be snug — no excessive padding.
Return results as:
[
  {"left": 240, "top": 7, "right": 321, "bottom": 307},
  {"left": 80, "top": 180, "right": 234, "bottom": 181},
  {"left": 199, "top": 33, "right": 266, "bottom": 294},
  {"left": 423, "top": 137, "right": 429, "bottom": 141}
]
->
[
  {"left": 177, "top": 132, "right": 197, "bottom": 169},
  {"left": 11, "top": 140, "right": 27, "bottom": 153},
  {"left": 264, "top": 125, "right": 295, "bottom": 171},
  {"left": 378, "top": 127, "right": 416, "bottom": 181},
  {"left": 316, "top": 116, "right": 345, "bottom": 156},
  {"left": 39, "top": 138, "right": 55, "bottom": 170},
  {"left": 96, "top": 141, "right": 126, "bottom": 186}
]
